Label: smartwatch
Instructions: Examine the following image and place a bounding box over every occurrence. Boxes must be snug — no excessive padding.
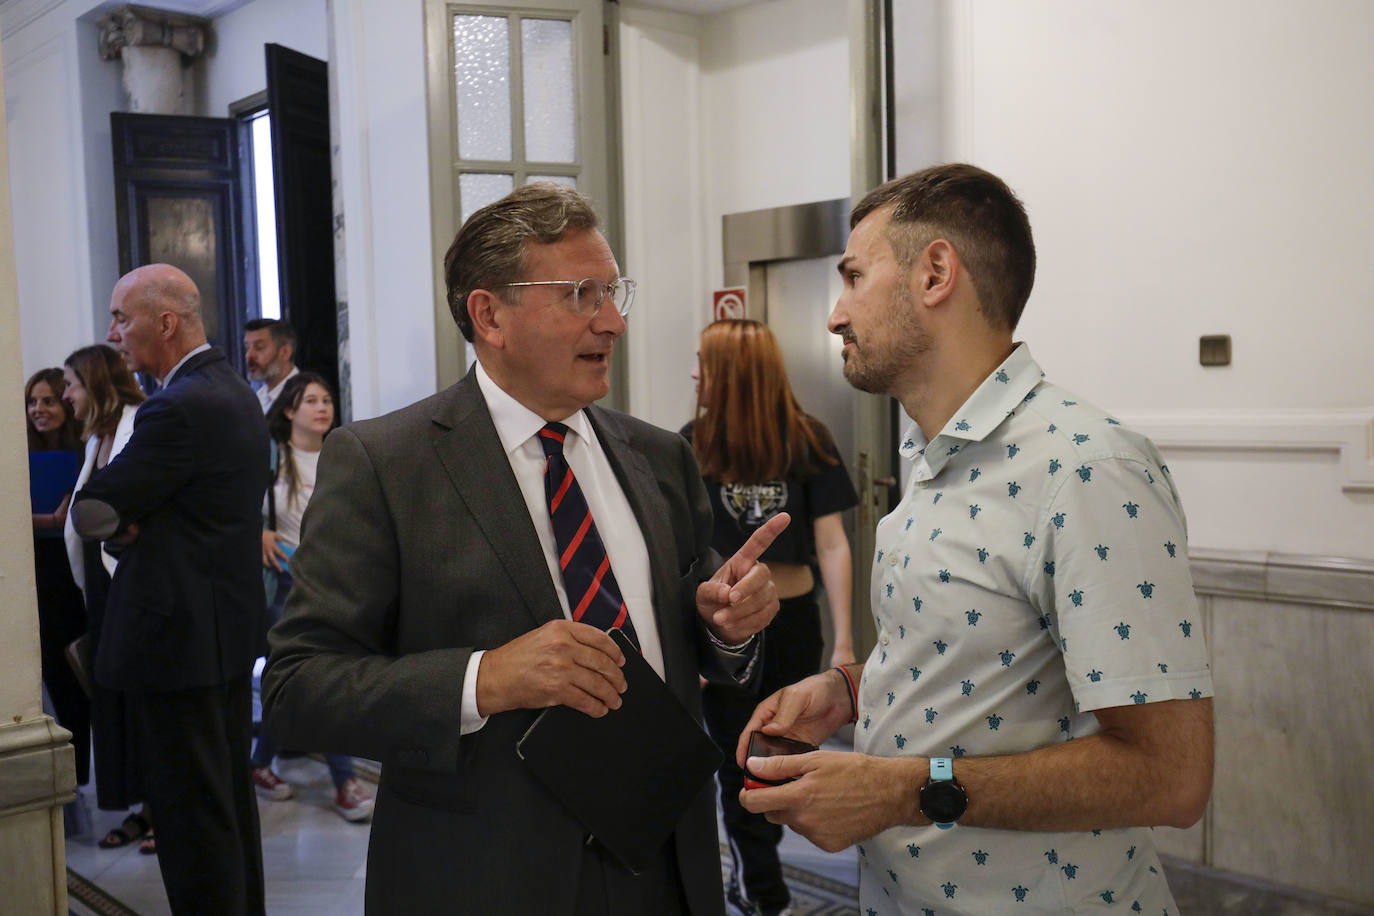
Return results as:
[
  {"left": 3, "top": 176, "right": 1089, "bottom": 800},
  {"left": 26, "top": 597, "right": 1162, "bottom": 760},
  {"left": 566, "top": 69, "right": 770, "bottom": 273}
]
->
[{"left": 918, "top": 757, "right": 967, "bottom": 830}]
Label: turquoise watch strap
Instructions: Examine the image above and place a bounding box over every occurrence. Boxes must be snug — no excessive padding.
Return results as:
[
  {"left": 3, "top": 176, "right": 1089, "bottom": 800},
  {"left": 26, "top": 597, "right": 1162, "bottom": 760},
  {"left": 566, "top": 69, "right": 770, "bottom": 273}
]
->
[{"left": 930, "top": 757, "right": 957, "bottom": 830}]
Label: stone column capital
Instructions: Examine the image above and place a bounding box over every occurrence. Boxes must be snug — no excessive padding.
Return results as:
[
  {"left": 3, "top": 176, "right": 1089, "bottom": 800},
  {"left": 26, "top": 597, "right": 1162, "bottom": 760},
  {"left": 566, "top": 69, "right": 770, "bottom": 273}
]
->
[{"left": 98, "top": 5, "right": 210, "bottom": 61}]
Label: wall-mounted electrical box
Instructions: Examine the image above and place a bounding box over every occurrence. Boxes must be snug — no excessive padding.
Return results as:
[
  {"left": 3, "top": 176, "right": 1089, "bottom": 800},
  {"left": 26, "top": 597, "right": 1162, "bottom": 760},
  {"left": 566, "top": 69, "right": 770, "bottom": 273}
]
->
[{"left": 1200, "top": 335, "right": 1231, "bottom": 367}]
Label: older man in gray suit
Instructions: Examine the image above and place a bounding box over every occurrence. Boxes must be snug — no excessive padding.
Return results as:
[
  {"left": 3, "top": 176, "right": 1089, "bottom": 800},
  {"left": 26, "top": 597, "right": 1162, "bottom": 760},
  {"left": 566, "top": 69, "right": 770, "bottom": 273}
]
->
[{"left": 263, "top": 183, "right": 786, "bottom": 915}]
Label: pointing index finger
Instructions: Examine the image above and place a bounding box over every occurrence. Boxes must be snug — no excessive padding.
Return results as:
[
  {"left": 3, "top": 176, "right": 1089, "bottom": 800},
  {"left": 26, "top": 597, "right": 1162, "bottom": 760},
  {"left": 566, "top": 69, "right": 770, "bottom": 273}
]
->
[{"left": 731, "top": 512, "right": 790, "bottom": 568}]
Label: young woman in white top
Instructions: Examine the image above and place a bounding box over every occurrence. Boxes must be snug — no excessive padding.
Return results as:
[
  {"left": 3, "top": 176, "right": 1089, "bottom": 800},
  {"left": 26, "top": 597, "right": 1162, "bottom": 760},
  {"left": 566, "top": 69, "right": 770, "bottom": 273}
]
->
[{"left": 253, "top": 372, "right": 375, "bottom": 822}]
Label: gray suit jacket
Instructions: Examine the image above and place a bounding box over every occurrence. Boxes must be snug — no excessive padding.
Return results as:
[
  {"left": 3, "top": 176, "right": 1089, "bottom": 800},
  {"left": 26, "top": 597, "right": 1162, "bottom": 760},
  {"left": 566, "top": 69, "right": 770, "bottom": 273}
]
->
[{"left": 263, "top": 368, "right": 730, "bottom": 915}]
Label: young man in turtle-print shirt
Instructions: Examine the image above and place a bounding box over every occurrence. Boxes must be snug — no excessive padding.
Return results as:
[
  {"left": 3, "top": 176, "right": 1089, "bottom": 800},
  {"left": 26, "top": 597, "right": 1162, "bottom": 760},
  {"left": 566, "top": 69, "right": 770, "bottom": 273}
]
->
[{"left": 737, "top": 164, "right": 1214, "bottom": 915}]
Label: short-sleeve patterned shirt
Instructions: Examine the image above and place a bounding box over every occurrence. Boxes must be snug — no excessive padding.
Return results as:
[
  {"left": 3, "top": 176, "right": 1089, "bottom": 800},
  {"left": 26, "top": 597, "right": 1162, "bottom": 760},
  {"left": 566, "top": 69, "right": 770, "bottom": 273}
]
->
[{"left": 855, "top": 344, "right": 1213, "bottom": 915}]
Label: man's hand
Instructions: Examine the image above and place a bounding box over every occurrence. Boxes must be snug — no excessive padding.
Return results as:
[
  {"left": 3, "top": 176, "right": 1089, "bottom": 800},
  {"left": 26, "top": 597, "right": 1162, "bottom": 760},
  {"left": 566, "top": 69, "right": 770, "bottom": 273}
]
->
[
  {"left": 262, "top": 529, "right": 289, "bottom": 571},
  {"left": 475, "top": 620, "right": 628, "bottom": 719},
  {"left": 696, "top": 512, "right": 790, "bottom": 644},
  {"left": 734, "top": 668, "right": 855, "bottom": 767},
  {"left": 739, "top": 751, "right": 924, "bottom": 853},
  {"left": 105, "top": 522, "right": 140, "bottom": 549}
]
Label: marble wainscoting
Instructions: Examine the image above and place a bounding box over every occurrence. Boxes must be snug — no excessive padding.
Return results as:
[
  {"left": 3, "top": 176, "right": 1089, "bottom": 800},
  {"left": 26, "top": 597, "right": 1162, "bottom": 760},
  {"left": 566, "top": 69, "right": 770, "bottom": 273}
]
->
[
  {"left": 0, "top": 716, "right": 78, "bottom": 914},
  {"left": 1151, "top": 549, "right": 1374, "bottom": 910}
]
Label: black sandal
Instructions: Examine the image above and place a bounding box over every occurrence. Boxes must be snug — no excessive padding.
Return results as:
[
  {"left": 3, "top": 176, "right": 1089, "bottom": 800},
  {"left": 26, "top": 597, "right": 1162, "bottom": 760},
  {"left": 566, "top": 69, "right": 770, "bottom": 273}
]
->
[{"left": 98, "top": 812, "right": 151, "bottom": 849}]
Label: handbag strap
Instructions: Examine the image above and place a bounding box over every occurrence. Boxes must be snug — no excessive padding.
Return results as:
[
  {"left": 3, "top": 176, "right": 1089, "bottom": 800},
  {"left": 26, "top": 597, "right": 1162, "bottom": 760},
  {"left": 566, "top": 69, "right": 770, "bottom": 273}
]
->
[{"left": 266, "top": 440, "right": 279, "bottom": 531}]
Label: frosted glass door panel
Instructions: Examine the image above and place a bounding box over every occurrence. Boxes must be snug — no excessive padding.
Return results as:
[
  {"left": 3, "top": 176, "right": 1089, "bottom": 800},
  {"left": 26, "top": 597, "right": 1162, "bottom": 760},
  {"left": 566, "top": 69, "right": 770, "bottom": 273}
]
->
[
  {"left": 521, "top": 19, "right": 576, "bottom": 163},
  {"left": 527, "top": 174, "right": 576, "bottom": 188},
  {"left": 459, "top": 173, "right": 515, "bottom": 224},
  {"left": 454, "top": 15, "right": 512, "bottom": 161}
]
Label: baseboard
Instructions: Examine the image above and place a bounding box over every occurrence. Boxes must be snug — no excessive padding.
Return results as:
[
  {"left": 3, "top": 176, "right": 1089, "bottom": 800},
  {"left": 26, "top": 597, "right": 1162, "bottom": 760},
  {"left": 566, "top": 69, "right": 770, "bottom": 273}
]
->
[{"left": 0, "top": 716, "right": 77, "bottom": 817}]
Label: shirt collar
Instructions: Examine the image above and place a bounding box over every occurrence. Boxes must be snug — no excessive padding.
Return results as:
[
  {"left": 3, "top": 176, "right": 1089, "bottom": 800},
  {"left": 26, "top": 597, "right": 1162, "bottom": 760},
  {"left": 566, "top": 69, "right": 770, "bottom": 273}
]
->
[
  {"left": 159, "top": 343, "right": 212, "bottom": 388},
  {"left": 474, "top": 359, "right": 592, "bottom": 455},
  {"left": 899, "top": 342, "right": 1044, "bottom": 478},
  {"left": 265, "top": 365, "right": 300, "bottom": 400}
]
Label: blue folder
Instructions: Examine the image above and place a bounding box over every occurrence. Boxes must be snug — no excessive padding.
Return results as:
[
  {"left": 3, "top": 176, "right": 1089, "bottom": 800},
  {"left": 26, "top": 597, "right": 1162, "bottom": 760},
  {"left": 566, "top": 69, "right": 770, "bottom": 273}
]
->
[{"left": 29, "top": 450, "right": 82, "bottom": 514}]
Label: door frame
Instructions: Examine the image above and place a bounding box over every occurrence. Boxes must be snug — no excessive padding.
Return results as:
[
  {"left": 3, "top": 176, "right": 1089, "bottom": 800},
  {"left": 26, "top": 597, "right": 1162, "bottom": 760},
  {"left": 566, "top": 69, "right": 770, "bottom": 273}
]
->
[{"left": 423, "top": 0, "right": 623, "bottom": 402}]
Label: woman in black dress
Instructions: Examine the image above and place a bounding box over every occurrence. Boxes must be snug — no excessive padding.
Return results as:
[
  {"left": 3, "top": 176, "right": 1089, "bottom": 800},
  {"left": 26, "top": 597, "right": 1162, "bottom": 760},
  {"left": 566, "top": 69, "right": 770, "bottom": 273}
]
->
[
  {"left": 682, "top": 319, "right": 859, "bottom": 916},
  {"left": 61, "top": 345, "right": 152, "bottom": 850},
  {"left": 26, "top": 368, "right": 89, "bottom": 793}
]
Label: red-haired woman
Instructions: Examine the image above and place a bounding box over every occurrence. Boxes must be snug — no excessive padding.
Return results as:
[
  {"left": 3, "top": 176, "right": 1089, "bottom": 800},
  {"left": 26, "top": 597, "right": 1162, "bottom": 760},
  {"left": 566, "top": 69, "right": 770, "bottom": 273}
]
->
[{"left": 682, "top": 318, "right": 858, "bottom": 916}]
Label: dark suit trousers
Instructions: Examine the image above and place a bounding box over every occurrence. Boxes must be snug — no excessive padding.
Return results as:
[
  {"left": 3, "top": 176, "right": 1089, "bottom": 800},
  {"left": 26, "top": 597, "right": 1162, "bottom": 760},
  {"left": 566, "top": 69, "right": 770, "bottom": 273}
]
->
[
  {"left": 703, "top": 592, "right": 824, "bottom": 914},
  {"left": 575, "top": 835, "right": 689, "bottom": 916},
  {"left": 129, "top": 674, "right": 265, "bottom": 916}
]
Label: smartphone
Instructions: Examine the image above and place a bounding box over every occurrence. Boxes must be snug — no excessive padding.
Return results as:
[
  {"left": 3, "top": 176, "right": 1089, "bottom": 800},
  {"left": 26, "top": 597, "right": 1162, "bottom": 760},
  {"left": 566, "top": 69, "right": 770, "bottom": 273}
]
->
[{"left": 743, "top": 730, "right": 818, "bottom": 789}]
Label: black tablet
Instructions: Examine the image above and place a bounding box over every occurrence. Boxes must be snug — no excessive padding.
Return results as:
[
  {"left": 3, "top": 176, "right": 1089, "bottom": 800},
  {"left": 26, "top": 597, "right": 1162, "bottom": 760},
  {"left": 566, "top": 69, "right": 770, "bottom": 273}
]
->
[{"left": 515, "top": 628, "right": 723, "bottom": 874}]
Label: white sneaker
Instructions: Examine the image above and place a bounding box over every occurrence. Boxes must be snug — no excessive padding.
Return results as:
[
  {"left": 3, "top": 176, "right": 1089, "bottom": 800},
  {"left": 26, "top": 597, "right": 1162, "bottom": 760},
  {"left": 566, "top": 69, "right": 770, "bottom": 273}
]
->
[{"left": 333, "top": 777, "right": 375, "bottom": 822}]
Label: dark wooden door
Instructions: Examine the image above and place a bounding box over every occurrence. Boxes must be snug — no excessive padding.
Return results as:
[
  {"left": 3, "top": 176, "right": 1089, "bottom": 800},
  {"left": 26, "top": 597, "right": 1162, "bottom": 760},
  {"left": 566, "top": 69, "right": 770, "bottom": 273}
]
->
[
  {"left": 111, "top": 112, "right": 251, "bottom": 376},
  {"left": 266, "top": 43, "right": 337, "bottom": 394}
]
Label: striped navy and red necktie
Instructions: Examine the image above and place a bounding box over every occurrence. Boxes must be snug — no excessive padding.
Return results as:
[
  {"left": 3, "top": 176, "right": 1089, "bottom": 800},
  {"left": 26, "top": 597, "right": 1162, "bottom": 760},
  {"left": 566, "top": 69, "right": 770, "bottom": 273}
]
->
[{"left": 537, "top": 422, "right": 638, "bottom": 647}]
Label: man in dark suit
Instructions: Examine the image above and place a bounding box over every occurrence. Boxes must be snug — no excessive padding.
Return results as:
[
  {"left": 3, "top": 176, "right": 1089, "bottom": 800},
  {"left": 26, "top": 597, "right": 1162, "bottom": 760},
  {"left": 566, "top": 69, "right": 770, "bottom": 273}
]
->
[
  {"left": 263, "top": 183, "right": 786, "bottom": 915},
  {"left": 72, "top": 263, "right": 268, "bottom": 915}
]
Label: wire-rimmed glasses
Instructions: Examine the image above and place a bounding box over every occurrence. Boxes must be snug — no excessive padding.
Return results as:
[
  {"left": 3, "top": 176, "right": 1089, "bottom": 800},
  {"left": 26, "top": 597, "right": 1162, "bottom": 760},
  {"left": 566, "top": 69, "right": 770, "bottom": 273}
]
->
[{"left": 498, "top": 277, "right": 636, "bottom": 318}]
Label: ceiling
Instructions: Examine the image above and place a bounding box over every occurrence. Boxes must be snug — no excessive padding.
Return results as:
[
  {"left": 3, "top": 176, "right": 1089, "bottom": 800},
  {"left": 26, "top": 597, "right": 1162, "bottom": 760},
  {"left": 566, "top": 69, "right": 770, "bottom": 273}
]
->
[
  {"left": 36, "top": 0, "right": 770, "bottom": 23},
  {"left": 622, "top": 0, "right": 765, "bottom": 13}
]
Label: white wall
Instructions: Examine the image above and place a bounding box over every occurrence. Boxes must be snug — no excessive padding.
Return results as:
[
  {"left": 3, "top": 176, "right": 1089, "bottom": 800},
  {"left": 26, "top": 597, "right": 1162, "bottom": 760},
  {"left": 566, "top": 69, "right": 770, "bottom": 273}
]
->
[
  {"left": 330, "top": 0, "right": 435, "bottom": 420},
  {"left": 200, "top": 0, "right": 328, "bottom": 115},
  {"left": 894, "top": 0, "right": 1374, "bottom": 558},
  {"left": 3, "top": 1, "right": 108, "bottom": 376},
  {"left": 74, "top": 16, "right": 126, "bottom": 339},
  {"left": 699, "top": 0, "right": 850, "bottom": 284},
  {"left": 619, "top": 7, "right": 705, "bottom": 431},
  {"left": 620, "top": 0, "right": 850, "bottom": 431}
]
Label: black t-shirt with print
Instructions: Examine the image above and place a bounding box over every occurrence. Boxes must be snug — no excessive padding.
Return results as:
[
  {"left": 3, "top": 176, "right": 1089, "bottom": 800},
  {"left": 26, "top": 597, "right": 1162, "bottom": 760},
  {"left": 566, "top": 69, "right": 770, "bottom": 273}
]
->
[{"left": 681, "top": 418, "right": 858, "bottom": 565}]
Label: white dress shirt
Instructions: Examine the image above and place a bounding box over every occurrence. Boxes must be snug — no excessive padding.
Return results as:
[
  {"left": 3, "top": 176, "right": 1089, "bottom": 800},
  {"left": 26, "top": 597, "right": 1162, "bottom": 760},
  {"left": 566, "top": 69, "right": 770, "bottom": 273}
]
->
[
  {"left": 63, "top": 403, "right": 139, "bottom": 595},
  {"left": 159, "top": 342, "right": 212, "bottom": 388},
  {"left": 257, "top": 365, "right": 301, "bottom": 413},
  {"left": 459, "top": 361, "right": 663, "bottom": 734}
]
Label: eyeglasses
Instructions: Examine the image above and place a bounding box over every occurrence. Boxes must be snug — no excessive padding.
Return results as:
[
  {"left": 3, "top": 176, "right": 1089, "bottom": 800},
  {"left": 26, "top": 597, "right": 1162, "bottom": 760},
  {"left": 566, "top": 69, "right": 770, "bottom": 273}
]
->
[{"left": 498, "top": 277, "right": 636, "bottom": 319}]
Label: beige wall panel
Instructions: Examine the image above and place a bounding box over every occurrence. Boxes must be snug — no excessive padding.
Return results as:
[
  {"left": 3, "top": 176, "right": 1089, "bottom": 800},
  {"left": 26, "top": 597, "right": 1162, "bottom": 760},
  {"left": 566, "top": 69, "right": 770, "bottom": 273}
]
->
[
  {"left": 1153, "top": 820, "right": 1205, "bottom": 863},
  {"left": 1208, "top": 596, "right": 1374, "bottom": 905},
  {"left": 0, "top": 807, "right": 61, "bottom": 915}
]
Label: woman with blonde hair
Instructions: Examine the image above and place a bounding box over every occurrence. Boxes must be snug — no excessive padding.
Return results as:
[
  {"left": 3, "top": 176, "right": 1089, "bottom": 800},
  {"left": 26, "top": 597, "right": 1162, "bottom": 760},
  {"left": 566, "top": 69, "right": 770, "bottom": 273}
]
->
[
  {"left": 61, "top": 344, "right": 152, "bottom": 851},
  {"left": 682, "top": 318, "right": 858, "bottom": 916}
]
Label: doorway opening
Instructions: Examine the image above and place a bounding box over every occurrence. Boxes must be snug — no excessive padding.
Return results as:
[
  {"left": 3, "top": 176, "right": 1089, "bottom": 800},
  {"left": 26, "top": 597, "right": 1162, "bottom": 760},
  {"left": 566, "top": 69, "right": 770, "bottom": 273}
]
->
[
  {"left": 243, "top": 108, "right": 281, "bottom": 322},
  {"left": 722, "top": 198, "right": 900, "bottom": 665}
]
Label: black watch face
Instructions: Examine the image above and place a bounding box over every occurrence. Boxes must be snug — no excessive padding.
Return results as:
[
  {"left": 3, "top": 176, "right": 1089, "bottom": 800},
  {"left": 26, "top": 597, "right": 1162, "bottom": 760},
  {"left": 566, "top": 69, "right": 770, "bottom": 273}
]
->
[{"left": 920, "top": 779, "right": 968, "bottom": 823}]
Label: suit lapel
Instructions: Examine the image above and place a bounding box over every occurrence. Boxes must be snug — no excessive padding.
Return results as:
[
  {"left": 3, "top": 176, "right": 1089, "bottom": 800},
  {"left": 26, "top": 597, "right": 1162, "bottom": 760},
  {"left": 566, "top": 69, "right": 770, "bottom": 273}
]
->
[
  {"left": 429, "top": 372, "right": 563, "bottom": 629},
  {"left": 588, "top": 408, "right": 687, "bottom": 682}
]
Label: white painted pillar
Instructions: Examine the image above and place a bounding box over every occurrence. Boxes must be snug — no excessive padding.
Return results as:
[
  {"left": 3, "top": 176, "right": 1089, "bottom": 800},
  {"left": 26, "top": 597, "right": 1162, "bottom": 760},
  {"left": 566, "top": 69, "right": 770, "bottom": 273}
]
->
[{"left": 0, "top": 29, "right": 77, "bottom": 915}]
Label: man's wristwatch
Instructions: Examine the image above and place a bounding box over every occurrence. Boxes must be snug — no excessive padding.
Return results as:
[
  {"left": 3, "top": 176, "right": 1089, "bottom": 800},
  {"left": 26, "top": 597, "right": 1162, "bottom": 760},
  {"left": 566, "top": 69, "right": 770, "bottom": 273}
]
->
[{"left": 918, "top": 757, "right": 967, "bottom": 830}]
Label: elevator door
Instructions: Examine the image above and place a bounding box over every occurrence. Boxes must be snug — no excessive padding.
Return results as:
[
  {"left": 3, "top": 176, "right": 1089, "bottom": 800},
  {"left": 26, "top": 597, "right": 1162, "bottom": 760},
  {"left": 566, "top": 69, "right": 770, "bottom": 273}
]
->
[{"left": 759, "top": 256, "right": 869, "bottom": 665}]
